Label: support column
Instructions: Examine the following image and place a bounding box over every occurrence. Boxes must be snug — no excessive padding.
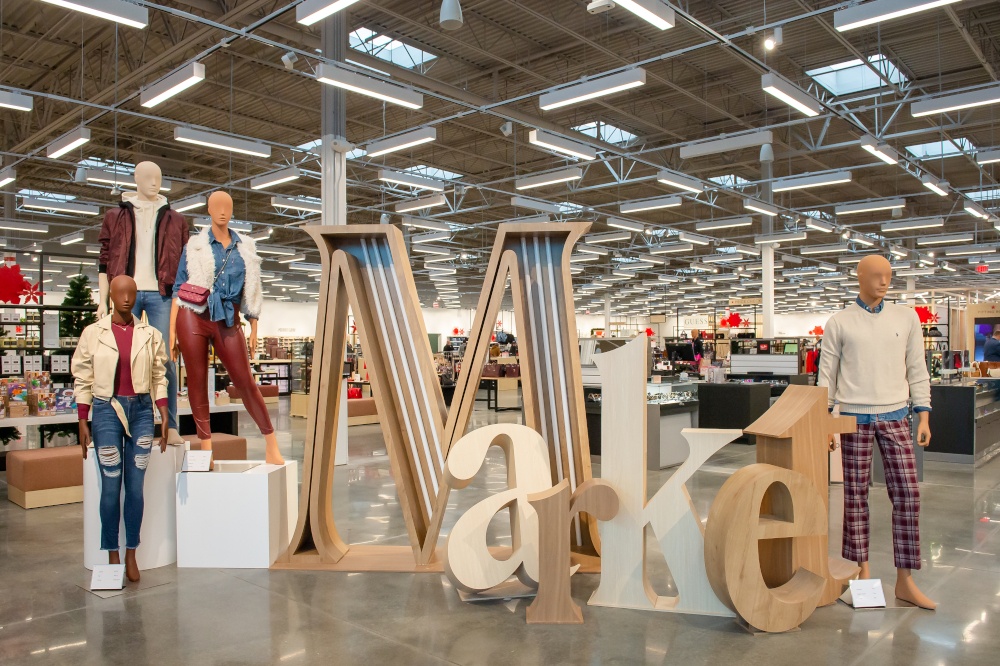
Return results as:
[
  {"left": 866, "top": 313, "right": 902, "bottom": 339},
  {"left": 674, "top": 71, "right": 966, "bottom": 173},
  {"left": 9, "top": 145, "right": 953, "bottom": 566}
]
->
[
  {"left": 760, "top": 144, "right": 775, "bottom": 338},
  {"left": 604, "top": 295, "right": 611, "bottom": 336},
  {"left": 321, "top": 13, "right": 348, "bottom": 227}
]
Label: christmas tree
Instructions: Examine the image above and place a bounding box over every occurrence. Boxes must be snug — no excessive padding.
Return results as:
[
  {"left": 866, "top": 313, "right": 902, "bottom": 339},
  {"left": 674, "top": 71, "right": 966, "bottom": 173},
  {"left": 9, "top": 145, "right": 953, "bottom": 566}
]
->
[{"left": 60, "top": 271, "right": 98, "bottom": 337}]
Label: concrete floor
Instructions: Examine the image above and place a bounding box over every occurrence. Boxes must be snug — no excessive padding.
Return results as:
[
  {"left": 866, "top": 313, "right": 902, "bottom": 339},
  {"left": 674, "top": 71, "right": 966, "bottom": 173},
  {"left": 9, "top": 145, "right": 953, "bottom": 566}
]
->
[{"left": 2, "top": 397, "right": 1000, "bottom": 665}]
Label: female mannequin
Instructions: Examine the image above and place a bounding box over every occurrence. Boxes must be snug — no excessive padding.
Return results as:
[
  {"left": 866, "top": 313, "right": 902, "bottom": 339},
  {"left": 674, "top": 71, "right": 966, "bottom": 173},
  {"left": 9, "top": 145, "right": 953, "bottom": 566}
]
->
[{"left": 170, "top": 191, "right": 284, "bottom": 465}]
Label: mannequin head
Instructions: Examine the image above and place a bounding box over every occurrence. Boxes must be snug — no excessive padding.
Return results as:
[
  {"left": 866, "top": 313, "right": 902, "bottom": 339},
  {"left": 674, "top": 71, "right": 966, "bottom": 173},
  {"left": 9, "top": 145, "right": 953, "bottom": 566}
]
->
[
  {"left": 133, "top": 161, "right": 163, "bottom": 201},
  {"left": 691, "top": 329, "right": 700, "bottom": 340},
  {"left": 109, "top": 275, "right": 137, "bottom": 321},
  {"left": 856, "top": 254, "right": 892, "bottom": 306},
  {"left": 993, "top": 326, "right": 1000, "bottom": 340},
  {"left": 207, "top": 191, "right": 233, "bottom": 231}
]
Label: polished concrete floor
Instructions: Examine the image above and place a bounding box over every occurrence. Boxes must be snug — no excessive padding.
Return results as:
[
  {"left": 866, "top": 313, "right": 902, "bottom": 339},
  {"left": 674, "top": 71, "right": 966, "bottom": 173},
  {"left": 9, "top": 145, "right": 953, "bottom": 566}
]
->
[{"left": 2, "top": 397, "right": 1000, "bottom": 665}]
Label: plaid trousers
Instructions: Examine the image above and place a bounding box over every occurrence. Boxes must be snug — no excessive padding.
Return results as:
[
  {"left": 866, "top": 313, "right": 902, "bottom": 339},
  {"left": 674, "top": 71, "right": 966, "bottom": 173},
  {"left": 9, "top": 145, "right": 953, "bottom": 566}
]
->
[{"left": 841, "top": 418, "right": 922, "bottom": 570}]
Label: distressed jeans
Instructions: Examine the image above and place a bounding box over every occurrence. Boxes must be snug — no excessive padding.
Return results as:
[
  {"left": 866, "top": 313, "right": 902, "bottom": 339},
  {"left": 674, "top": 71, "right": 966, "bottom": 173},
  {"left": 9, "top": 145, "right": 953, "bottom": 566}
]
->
[
  {"left": 133, "top": 290, "right": 177, "bottom": 431},
  {"left": 93, "top": 395, "right": 154, "bottom": 550}
]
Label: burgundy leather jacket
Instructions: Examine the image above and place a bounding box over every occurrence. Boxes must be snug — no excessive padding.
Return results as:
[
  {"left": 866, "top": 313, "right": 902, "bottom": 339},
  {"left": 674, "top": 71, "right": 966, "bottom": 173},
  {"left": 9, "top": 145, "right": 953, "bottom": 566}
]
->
[{"left": 98, "top": 201, "right": 189, "bottom": 296}]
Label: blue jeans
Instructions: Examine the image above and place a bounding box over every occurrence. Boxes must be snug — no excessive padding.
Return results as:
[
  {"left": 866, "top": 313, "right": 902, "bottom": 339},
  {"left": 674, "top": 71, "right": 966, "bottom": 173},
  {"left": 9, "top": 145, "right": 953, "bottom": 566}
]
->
[
  {"left": 133, "top": 290, "right": 177, "bottom": 430},
  {"left": 93, "top": 395, "right": 154, "bottom": 550}
]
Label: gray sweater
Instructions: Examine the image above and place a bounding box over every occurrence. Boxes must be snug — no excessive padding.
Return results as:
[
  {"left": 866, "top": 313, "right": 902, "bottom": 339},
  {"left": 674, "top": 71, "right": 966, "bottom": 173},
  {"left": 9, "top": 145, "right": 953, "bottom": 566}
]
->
[{"left": 818, "top": 300, "right": 931, "bottom": 414}]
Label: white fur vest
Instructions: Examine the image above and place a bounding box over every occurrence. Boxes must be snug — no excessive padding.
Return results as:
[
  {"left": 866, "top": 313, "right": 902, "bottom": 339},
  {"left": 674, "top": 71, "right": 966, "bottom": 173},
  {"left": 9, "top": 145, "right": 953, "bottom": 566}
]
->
[{"left": 181, "top": 229, "right": 263, "bottom": 319}]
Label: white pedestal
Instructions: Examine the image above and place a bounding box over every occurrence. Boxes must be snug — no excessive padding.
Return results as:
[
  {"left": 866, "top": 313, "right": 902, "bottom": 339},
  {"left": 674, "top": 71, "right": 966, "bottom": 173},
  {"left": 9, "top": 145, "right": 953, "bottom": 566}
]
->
[
  {"left": 84, "top": 443, "right": 185, "bottom": 571},
  {"left": 176, "top": 461, "right": 298, "bottom": 568}
]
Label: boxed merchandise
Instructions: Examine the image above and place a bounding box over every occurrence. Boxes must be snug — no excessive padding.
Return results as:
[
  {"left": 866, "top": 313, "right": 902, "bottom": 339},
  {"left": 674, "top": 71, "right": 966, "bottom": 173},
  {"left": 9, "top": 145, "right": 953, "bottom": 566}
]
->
[
  {"left": 50, "top": 355, "right": 71, "bottom": 374},
  {"left": 2, "top": 354, "right": 20, "bottom": 375},
  {"left": 26, "top": 370, "right": 52, "bottom": 392},
  {"left": 24, "top": 355, "right": 43, "bottom": 372},
  {"left": 54, "top": 387, "right": 76, "bottom": 413},
  {"left": 6, "top": 378, "right": 29, "bottom": 416},
  {"left": 29, "top": 391, "right": 56, "bottom": 416}
]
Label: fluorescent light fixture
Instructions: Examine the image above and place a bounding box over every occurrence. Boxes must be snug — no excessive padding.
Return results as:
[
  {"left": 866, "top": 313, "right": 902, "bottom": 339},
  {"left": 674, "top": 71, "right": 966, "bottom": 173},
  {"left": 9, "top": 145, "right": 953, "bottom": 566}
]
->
[
  {"left": 637, "top": 254, "right": 667, "bottom": 264},
  {"left": 881, "top": 217, "right": 944, "bottom": 232},
  {"left": 39, "top": 0, "right": 148, "bottom": 29},
  {"left": 174, "top": 126, "right": 271, "bottom": 157},
  {"left": 859, "top": 135, "right": 900, "bottom": 165},
  {"left": 619, "top": 195, "right": 681, "bottom": 214},
  {"left": 612, "top": 270, "right": 636, "bottom": 279},
  {"left": 47, "top": 257, "right": 95, "bottom": 265},
  {"left": 0, "top": 91, "right": 32, "bottom": 112},
  {"left": 424, "top": 253, "right": 456, "bottom": 263},
  {"left": 250, "top": 167, "right": 300, "bottom": 190},
  {"left": 61, "top": 231, "right": 85, "bottom": 245},
  {"left": 896, "top": 267, "right": 936, "bottom": 276},
  {"left": 773, "top": 170, "right": 853, "bottom": 192},
  {"left": 911, "top": 83, "right": 1000, "bottom": 117},
  {"left": 804, "top": 217, "right": 836, "bottom": 233},
  {"left": 86, "top": 245, "right": 100, "bottom": 254},
  {"left": 977, "top": 149, "right": 1000, "bottom": 165},
  {"left": 800, "top": 243, "right": 850, "bottom": 255},
  {"left": 366, "top": 127, "right": 437, "bottom": 157},
  {"left": 289, "top": 262, "right": 323, "bottom": 273},
  {"left": 174, "top": 195, "right": 206, "bottom": 213},
  {"left": 656, "top": 171, "right": 704, "bottom": 194},
  {"left": 696, "top": 216, "right": 752, "bottom": 231},
  {"left": 539, "top": 68, "right": 646, "bottom": 111},
  {"left": 835, "top": 199, "right": 905, "bottom": 215},
  {"left": 401, "top": 217, "right": 450, "bottom": 231},
  {"left": 140, "top": 62, "right": 205, "bottom": 108},
  {"left": 834, "top": 0, "right": 961, "bottom": 32},
  {"left": 701, "top": 253, "right": 739, "bottom": 264},
  {"left": 84, "top": 169, "right": 172, "bottom": 191},
  {"left": 964, "top": 201, "right": 989, "bottom": 219},
  {"left": 395, "top": 193, "right": 448, "bottom": 213},
  {"left": 679, "top": 131, "right": 773, "bottom": 160},
  {"left": 755, "top": 231, "right": 807, "bottom": 245},
  {"left": 277, "top": 254, "right": 306, "bottom": 264},
  {"left": 585, "top": 231, "right": 631, "bottom": 244},
  {"left": 920, "top": 174, "right": 949, "bottom": 196},
  {"left": 316, "top": 62, "right": 422, "bottom": 109},
  {"left": 426, "top": 266, "right": 457, "bottom": 275},
  {"left": 744, "top": 198, "right": 779, "bottom": 217},
  {"left": 193, "top": 218, "right": 252, "bottom": 233},
  {"left": 528, "top": 129, "right": 596, "bottom": 161},
  {"left": 296, "top": 0, "right": 362, "bottom": 25},
  {"left": 255, "top": 245, "right": 297, "bottom": 256},
  {"left": 945, "top": 243, "right": 998, "bottom": 256},
  {"left": 917, "top": 233, "right": 974, "bottom": 246},
  {"left": 509, "top": 196, "right": 562, "bottom": 214},
  {"left": 578, "top": 246, "right": 609, "bottom": 255},
  {"left": 0, "top": 220, "right": 47, "bottom": 233},
  {"left": 271, "top": 196, "right": 322, "bottom": 213},
  {"left": 761, "top": 72, "right": 822, "bottom": 117},
  {"left": 0, "top": 167, "right": 15, "bottom": 188},
  {"left": 21, "top": 197, "right": 99, "bottom": 216},
  {"left": 649, "top": 242, "right": 693, "bottom": 254},
  {"left": 412, "top": 231, "right": 450, "bottom": 244},
  {"left": 413, "top": 245, "right": 451, "bottom": 255},
  {"left": 514, "top": 167, "right": 583, "bottom": 191},
  {"left": 570, "top": 253, "right": 600, "bottom": 263},
  {"left": 851, "top": 234, "right": 875, "bottom": 247},
  {"left": 47, "top": 127, "right": 91, "bottom": 159},
  {"left": 606, "top": 217, "right": 645, "bottom": 233},
  {"left": 941, "top": 262, "right": 956, "bottom": 272},
  {"left": 378, "top": 169, "right": 444, "bottom": 192},
  {"left": 678, "top": 232, "right": 712, "bottom": 246},
  {"left": 614, "top": 0, "right": 676, "bottom": 30}
]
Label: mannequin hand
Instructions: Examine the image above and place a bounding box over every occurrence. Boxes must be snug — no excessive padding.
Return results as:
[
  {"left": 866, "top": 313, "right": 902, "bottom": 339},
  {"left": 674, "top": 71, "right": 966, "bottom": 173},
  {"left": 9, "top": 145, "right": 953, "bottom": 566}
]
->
[
  {"left": 248, "top": 333, "right": 258, "bottom": 358},
  {"left": 828, "top": 433, "right": 840, "bottom": 452},
  {"left": 158, "top": 408, "right": 169, "bottom": 452},
  {"left": 79, "top": 420, "right": 91, "bottom": 458},
  {"left": 170, "top": 329, "right": 179, "bottom": 363},
  {"left": 95, "top": 302, "right": 107, "bottom": 318},
  {"left": 917, "top": 422, "right": 932, "bottom": 448}
]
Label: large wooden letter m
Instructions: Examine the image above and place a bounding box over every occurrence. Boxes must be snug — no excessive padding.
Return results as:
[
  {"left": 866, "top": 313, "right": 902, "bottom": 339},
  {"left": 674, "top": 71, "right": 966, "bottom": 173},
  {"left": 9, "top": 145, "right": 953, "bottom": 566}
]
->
[{"left": 277, "top": 222, "right": 597, "bottom": 570}]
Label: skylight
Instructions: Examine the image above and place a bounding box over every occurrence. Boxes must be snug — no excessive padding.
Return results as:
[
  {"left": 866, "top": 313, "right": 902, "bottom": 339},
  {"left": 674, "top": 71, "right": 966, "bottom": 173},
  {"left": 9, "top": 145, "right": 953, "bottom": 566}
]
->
[
  {"left": 18, "top": 188, "right": 76, "bottom": 202},
  {"left": 708, "top": 174, "right": 751, "bottom": 189},
  {"left": 572, "top": 121, "right": 638, "bottom": 147},
  {"left": 967, "top": 188, "right": 1000, "bottom": 203},
  {"left": 806, "top": 54, "right": 907, "bottom": 96},
  {"left": 402, "top": 165, "right": 462, "bottom": 180},
  {"left": 557, "top": 201, "right": 590, "bottom": 216},
  {"left": 904, "top": 138, "right": 975, "bottom": 160},
  {"left": 297, "top": 139, "right": 367, "bottom": 160},
  {"left": 350, "top": 27, "right": 436, "bottom": 70},
  {"left": 77, "top": 156, "right": 134, "bottom": 172}
]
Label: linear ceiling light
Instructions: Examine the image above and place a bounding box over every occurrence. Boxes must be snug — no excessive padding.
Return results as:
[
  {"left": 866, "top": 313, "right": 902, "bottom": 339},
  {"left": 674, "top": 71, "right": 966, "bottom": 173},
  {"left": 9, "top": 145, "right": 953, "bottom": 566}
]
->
[
  {"left": 744, "top": 198, "right": 779, "bottom": 217},
  {"left": 413, "top": 245, "right": 451, "bottom": 256},
  {"left": 773, "top": 170, "right": 853, "bottom": 192},
  {"left": 804, "top": 218, "right": 836, "bottom": 233},
  {"left": 881, "top": 216, "right": 944, "bottom": 232},
  {"left": 47, "top": 127, "right": 91, "bottom": 159},
  {"left": 761, "top": 73, "right": 822, "bottom": 117},
  {"left": 614, "top": 0, "right": 676, "bottom": 30},
  {"left": 911, "top": 83, "right": 1000, "bottom": 117},
  {"left": 917, "top": 233, "right": 975, "bottom": 246},
  {"left": 270, "top": 196, "right": 322, "bottom": 213},
  {"left": 528, "top": 129, "right": 596, "bottom": 161},
  {"left": 637, "top": 254, "right": 667, "bottom": 264},
  {"left": 395, "top": 193, "right": 448, "bottom": 213},
  {"left": 649, "top": 242, "right": 693, "bottom": 254},
  {"left": 606, "top": 217, "right": 645, "bottom": 233},
  {"left": 277, "top": 254, "right": 307, "bottom": 264},
  {"left": 858, "top": 135, "right": 899, "bottom": 165},
  {"left": 21, "top": 197, "right": 99, "bottom": 216},
  {"left": 755, "top": 231, "right": 807, "bottom": 245},
  {"left": 0, "top": 167, "right": 15, "bottom": 188},
  {"left": 585, "top": 231, "right": 631, "bottom": 244},
  {"left": 296, "top": 0, "right": 362, "bottom": 25},
  {"left": 570, "top": 253, "right": 600, "bottom": 263},
  {"left": 174, "top": 127, "right": 271, "bottom": 157},
  {"left": 619, "top": 195, "right": 681, "bottom": 214},
  {"left": 2, "top": 221, "right": 49, "bottom": 233},
  {"left": 250, "top": 167, "right": 300, "bottom": 190},
  {"left": 256, "top": 245, "right": 297, "bottom": 256},
  {"left": 0, "top": 91, "right": 33, "bottom": 112},
  {"left": 896, "top": 267, "right": 936, "bottom": 276},
  {"left": 288, "top": 262, "right": 323, "bottom": 273},
  {"left": 850, "top": 234, "right": 875, "bottom": 247},
  {"left": 193, "top": 218, "right": 252, "bottom": 232},
  {"left": 920, "top": 174, "right": 949, "bottom": 196},
  {"left": 696, "top": 216, "right": 752, "bottom": 231},
  {"left": 679, "top": 131, "right": 773, "bottom": 160},
  {"left": 378, "top": 169, "right": 445, "bottom": 192},
  {"left": 84, "top": 169, "right": 172, "bottom": 191},
  {"left": 424, "top": 253, "right": 457, "bottom": 263},
  {"left": 316, "top": 63, "right": 423, "bottom": 109},
  {"left": 835, "top": 199, "right": 906, "bottom": 215},
  {"left": 945, "top": 243, "right": 997, "bottom": 256},
  {"left": 977, "top": 149, "right": 1000, "bottom": 165},
  {"left": 401, "top": 217, "right": 450, "bottom": 231},
  {"left": 39, "top": 0, "right": 149, "bottom": 29},
  {"left": 515, "top": 167, "right": 583, "bottom": 191},
  {"left": 140, "top": 62, "right": 205, "bottom": 108},
  {"left": 964, "top": 201, "right": 989, "bottom": 219},
  {"left": 366, "top": 127, "right": 437, "bottom": 157},
  {"left": 656, "top": 171, "right": 704, "bottom": 194},
  {"left": 701, "top": 253, "right": 739, "bottom": 263},
  {"left": 174, "top": 195, "right": 206, "bottom": 213},
  {"left": 578, "top": 246, "right": 608, "bottom": 255},
  {"left": 834, "top": 0, "right": 961, "bottom": 32},
  {"left": 800, "top": 243, "right": 850, "bottom": 255},
  {"left": 412, "top": 231, "right": 450, "bottom": 244},
  {"left": 509, "top": 196, "right": 562, "bottom": 214},
  {"left": 539, "top": 68, "right": 646, "bottom": 111},
  {"left": 678, "top": 231, "right": 713, "bottom": 246},
  {"left": 59, "top": 231, "right": 85, "bottom": 246}
]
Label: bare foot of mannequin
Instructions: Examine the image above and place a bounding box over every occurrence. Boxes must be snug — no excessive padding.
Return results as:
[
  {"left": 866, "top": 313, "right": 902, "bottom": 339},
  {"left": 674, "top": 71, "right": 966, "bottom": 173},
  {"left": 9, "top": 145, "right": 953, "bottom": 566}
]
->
[
  {"left": 858, "top": 561, "right": 870, "bottom": 579},
  {"left": 200, "top": 439, "right": 214, "bottom": 471},
  {"left": 125, "top": 548, "right": 140, "bottom": 583},
  {"left": 109, "top": 550, "right": 121, "bottom": 565},
  {"left": 264, "top": 433, "right": 284, "bottom": 465},
  {"left": 896, "top": 569, "right": 936, "bottom": 609}
]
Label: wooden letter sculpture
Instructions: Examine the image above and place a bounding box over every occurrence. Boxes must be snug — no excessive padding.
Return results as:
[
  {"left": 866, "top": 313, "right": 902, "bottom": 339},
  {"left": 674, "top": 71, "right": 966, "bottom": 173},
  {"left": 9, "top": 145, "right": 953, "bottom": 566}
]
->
[
  {"left": 527, "top": 479, "right": 619, "bottom": 624},
  {"left": 703, "top": 464, "right": 828, "bottom": 633},
  {"left": 588, "top": 335, "right": 741, "bottom": 616},
  {"left": 442, "top": 424, "right": 552, "bottom": 593}
]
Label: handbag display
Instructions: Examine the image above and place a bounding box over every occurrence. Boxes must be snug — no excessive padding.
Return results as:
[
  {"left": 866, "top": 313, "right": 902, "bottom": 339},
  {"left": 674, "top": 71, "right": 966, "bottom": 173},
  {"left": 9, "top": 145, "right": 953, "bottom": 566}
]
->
[
  {"left": 178, "top": 244, "right": 236, "bottom": 312},
  {"left": 481, "top": 363, "right": 502, "bottom": 378},
  {"left": 347, "top": 387, "right": 362, "bottom": 399},
  {"left": 502, "top": 363, "right": 521, "bottom": 378}
]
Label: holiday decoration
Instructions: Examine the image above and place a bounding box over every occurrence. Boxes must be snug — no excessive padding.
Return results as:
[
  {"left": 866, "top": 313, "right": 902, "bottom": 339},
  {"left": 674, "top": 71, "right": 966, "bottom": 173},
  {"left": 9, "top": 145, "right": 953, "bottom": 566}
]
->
[
  {"left": 59, "top": 273, "right": 98, "bottom": 337},
  {"left": 0, "top": 260, "right": 33, "bottom": 304},
  {"left": 809, "top": 325, "right": 825, "bottom": 337},
  {"left": 718, "top": 312, "right": 747, "bottom": 329},
  {"left": 645, "top": 327, "right": 654, "bottom": 337},
  {"left": 914, "top": 306, "right": 939, "bottom": 325}
]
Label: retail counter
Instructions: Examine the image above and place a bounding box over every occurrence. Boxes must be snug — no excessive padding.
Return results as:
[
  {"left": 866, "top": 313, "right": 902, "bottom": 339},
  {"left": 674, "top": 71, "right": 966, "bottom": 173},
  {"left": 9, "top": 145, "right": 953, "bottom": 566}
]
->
[
  {"left": 925, "top": 379, "right": 1000, "bottom": 466},
  {"left": 697, "top": 383, "right": 771, "bottom": 444}
]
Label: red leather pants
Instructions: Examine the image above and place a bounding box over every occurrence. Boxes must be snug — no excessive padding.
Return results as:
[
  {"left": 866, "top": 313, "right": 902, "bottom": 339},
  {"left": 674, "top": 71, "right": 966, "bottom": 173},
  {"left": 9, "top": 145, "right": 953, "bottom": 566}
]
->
[{"left": 176, "top": 307, "right": 274, "bottom": 440}]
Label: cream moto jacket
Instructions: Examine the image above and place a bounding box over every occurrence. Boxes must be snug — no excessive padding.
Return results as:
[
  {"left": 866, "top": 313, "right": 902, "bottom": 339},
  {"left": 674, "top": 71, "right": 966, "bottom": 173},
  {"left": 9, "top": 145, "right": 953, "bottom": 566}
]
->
[{"left": 72, "top": 315, "right": 168, "bottom": 407}]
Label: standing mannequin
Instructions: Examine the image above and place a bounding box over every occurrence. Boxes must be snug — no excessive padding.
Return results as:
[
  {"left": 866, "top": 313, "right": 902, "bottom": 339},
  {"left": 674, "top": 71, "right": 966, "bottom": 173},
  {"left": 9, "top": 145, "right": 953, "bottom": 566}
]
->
[
  {"left": 97, "top": 161, "right": 188, "bottom": 447},
  {"left": 819, "top": 254, "right": 935, "bottom": 610},
  {"left": 170, "top": 191, "right": 284, "bottom": 465}
]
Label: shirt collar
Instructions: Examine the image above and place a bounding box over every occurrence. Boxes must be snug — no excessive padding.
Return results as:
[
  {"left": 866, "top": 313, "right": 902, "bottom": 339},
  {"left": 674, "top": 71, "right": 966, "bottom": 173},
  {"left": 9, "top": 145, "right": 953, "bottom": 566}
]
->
[
  {"left": 855, "top": 295, "right": 884, "bottom": 314},
  {"left": 208, "top": 229, "right": 241, "bottom": 247}
]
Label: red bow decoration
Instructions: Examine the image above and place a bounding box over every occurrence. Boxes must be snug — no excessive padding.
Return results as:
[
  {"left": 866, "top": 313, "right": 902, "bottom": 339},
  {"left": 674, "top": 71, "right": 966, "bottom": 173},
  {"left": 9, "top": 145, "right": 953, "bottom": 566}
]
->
[
  {"left": 22, "top": 282, "right": 43, "bottom": 304},
  {"left": 719, "top": 312, "right": 746, "bottom": 328},
  {"left": 809, "top": 325, "right": 825, "bottom": 336},
  {"left": 645, "top": 327, "right": 654, "bottom": 337},
  {"left": 914, "top": 306, "right": 939, "bottom": 324},
  {"left": 0, "top": 263, "right": 32, "bottom": 305}
]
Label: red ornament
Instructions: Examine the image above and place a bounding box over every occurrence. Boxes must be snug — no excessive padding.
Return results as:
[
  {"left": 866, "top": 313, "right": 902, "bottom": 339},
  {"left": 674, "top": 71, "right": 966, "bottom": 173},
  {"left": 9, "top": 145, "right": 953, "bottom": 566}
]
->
[
  {"left": 453, "top": 327, "right": 460, "bottom": 335},
  {"left": 719, "top": 312, "right": 745, "bottom": 329},
  {"left": 0, "top": 263, "right": 32, "bottom": 304},
  {"left": 645, "top": 327, "right": 654, "bottom": 337},
  {"left": 22, "top": 282, "right": 43, "bottom": 304},
  {"left": 914, "top": 306, "right": 939, "bottom": 324},
  {"left": 809, "top": 325, "right": 825, "bottom": 337}
]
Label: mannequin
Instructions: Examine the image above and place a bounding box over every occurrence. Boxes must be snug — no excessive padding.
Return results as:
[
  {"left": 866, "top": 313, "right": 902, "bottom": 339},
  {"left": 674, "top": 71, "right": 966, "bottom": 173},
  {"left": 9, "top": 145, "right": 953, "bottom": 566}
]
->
[
  {"left": 819, "top": 254, "right": 935, "bottom": 609},
  {"left": 74, "top": 275, "right": 169, "bottom": 583},
  {"left": 97, "top": 161, "right": 188, "bottom": 448},
  {"left": 170, "top": 191, "right": 284, "bottom": 465}
]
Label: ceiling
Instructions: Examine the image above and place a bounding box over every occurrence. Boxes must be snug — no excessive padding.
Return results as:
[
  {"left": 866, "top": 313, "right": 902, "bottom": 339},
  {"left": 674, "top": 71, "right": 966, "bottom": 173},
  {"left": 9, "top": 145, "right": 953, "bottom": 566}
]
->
[{"left": 3, "top": 0, "right": 1000, "bottom": 315}]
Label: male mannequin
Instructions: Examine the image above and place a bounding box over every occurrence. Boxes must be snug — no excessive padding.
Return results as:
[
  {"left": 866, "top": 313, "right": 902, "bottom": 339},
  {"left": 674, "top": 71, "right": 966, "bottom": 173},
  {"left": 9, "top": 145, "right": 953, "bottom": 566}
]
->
[
  {"left": 819, "top": 254, "right": 935, "bottom": 609},
  {"left": 97, "top": 161, "right": 188, "bottom": 446}
]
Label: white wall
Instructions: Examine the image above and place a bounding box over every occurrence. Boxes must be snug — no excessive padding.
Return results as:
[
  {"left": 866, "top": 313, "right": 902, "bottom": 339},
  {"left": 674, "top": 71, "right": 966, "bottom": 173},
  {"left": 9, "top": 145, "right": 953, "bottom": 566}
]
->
[{"left": 772, "top": 312, "right": 836, "bottom": 337}]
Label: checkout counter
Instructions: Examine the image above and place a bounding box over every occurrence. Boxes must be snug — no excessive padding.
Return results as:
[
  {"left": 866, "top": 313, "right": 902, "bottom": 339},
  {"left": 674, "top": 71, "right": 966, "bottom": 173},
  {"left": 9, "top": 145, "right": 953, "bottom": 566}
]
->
[{"left": 925, "top": 378, "right": 1000, "bottom": 466}]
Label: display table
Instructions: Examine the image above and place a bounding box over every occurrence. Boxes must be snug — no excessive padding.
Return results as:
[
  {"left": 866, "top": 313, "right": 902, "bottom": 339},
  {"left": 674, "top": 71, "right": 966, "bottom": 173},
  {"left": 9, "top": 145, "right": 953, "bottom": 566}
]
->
[
  {"left": 83, "top": 443, "right": 185, "bottom": 571},
  {"left": 925, "top": 380, "right": 1000, "bottom": 466},
  {"left": 697, "top": 383, "right": 771, "bottom": 444},
  {"left": 480, "top": 377, "right": 520, "bottom": 411},
  {"left": 176, "top": 460, "right": 298, "bottom": 568},
  {"left": 584, "top": 397, "right": 699, "bottom": 468}
]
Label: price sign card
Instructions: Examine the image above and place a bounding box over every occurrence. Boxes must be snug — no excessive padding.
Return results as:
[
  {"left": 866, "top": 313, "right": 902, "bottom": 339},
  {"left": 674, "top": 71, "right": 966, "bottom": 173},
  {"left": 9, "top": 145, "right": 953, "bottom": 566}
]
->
[
  {"left": 182, "top": 450, "right": 213, "bottom": 472},
  {"left": 848, "top": 579, "right": 887, "bottom": 609},
  {"left": 90, "top": 564, "right": 126, "bottom": 591}
]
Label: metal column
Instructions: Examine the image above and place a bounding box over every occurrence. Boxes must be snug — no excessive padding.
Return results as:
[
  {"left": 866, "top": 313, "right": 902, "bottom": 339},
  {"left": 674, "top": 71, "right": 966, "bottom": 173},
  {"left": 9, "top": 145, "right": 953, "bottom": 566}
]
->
[
  {"left": 760, "top": 144, "right": 775, "bottom": 337},
  {"left": 321, "top": 14, "right": 348, "bottom": 227}
]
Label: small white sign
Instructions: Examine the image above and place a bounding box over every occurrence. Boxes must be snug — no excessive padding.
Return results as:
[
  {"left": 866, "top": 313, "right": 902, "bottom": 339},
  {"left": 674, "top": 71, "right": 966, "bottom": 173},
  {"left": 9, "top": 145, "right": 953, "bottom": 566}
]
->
[
  {"left": 182, "top": 450, "right": 213, "bottom": 472},
  {"left": 849, "top": 579, "right": 887, "bottom": 609},
  {"left": 90, "top": 563, "right": 126, "bottom": 590}
]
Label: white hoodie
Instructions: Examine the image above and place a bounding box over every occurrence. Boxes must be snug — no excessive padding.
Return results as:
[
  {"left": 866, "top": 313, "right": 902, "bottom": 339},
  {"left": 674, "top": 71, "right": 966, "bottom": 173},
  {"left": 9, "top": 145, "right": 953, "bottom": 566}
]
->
[{"left": 122, "top": 191, "right": 167, "bottom": 291}]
